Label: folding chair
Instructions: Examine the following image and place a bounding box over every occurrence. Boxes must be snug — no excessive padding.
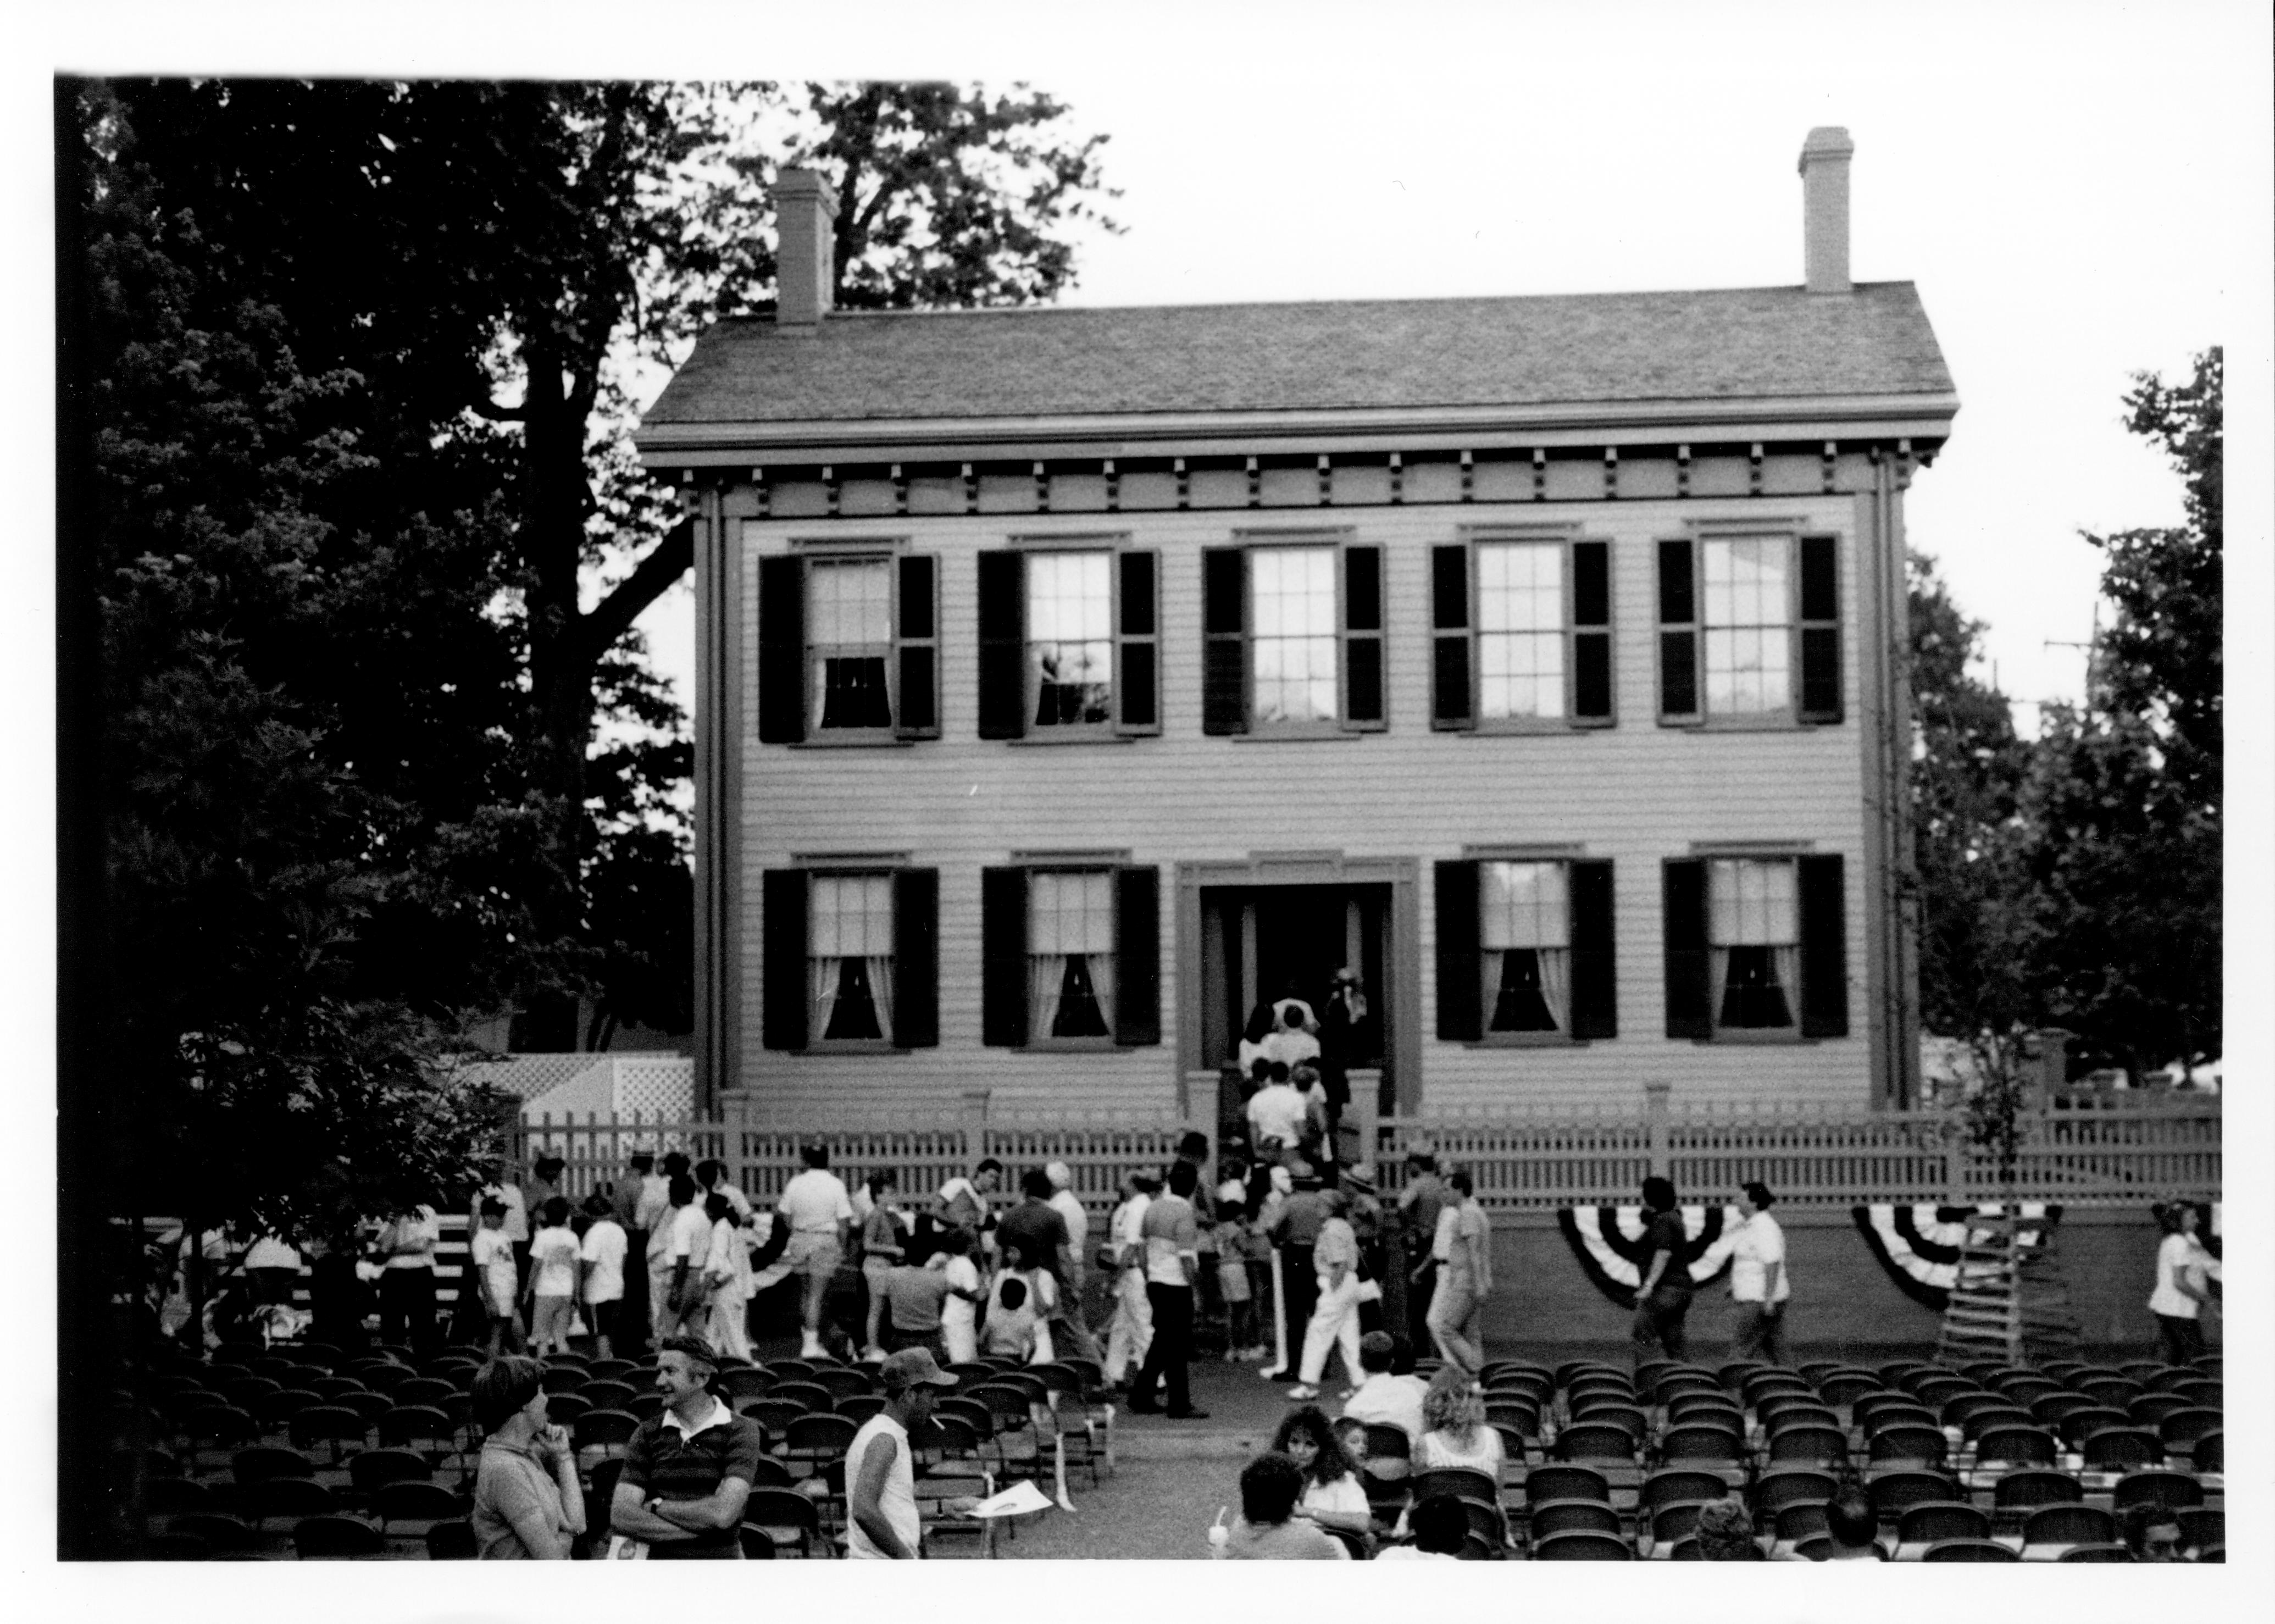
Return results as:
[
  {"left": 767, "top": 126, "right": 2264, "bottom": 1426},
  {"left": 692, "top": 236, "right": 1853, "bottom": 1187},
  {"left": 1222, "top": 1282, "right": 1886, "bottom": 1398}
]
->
[
  {"left": 2056, "top": 1543, "right": 2134, "bottom": 1561},
  {"left": 1973, "top": 1426, "right": 2059, "bottom": 1472},
  {"left": 1867, "top": 1425, "right": 1948, "bottom": 1471},
  {"left": 1362, "top": 1423, "right": 1413, "bottom": 1482},
  {"left": 425, "top": 1518, "right": 478, "bottom": 1560},
  {"left": 586, "top": 1357, "right": 638, "bottom": 1383},
  {"left": 1658, "top": 1425, "right": 1746, "bottom": 1475},
  {"left": 581, "top": 1379, "right": 637, "bottom": 1412},
  {"left": 346, "top": 1447, "right": 431, "bottom": 1506},
  {"left": 2030, "top": 1392, "right": 2095, "bottom": 1429},
  {"left": 1556, "top": 1422, "right": 1639, "bottom": 1468},
  {"left": 1572, "top": 1400, "right": 1649, "bottom": 1442},
  {"left": 1529, "top": 1495, "right": 1624, "bottom": 1546},
  {"left": 810, "top": 1366, "right": 873, "bottom": 1401},
  {"left": 292, "top": 1514, "right": 386, "bottom": 1559},
  {"left": 393, "top": 1377, "right": 457, "bottom": 1410},
  {"left": 2191, "top": 1430, "right": 2223, "bottom": 1475},
  {"left": 372, "top": 1479, "right": 464, "bottom": 1543},
  {"left": 377, "top": 1404, "right": 460, "bottom": 1471},
  {"left": 717, "top": 1366, "right": 773, "bottom": 1404},
  {"left": 573, "top": 1407, "right": 641, "bottom": 1467},
  {"left": 335, "top": 1389, "right": 396, "bottom": 1428},
  {"left": 1668, "top": 1393, "right": 1746, "bottom": 1429},
  {"left": 1817, "top": 1373, "right": 1879, "bottom": 1409},
  {"left": 1923, "top": 1537, "right": 2018, "bottom": 1561},
  {"left": 1771, "top": 1500, "right": 1829, "bottom": 1554},
  {"left": 1524, "top": 1464, "right": 1612, "bottom": 1508},
  {"left": 2018, "top": 1503, "right": 2116, "bottom": 1560},
  {"left": 1990, "top": 1468, "right": 2083, "bottom": 1535},
  {"left": 966, "top": 1384, "right": 1043, "bottom": 1478},
  {"left": 1757, "top": 1395, "right": 1838, "bottom": 1433},
  {"left": 742, "top": 1487, "right": 826, "bottom": 1558},
  {"left": 2082, "top": 1429, "right": 2163, "bottom": 1473},
  {"left": 146, "top": 1477, "right": 215, "bottom": 1518},
  {"left": 742, "top": 1398, "right": 808, "bottom": 1440},
  {"left": 1640, "top": 1469, "right": 1730, "bottom": 1517},
  {"left": 1648, "top": 1500, "right": 1713, "bottom": 1555},
  {"left": 169, "top": 1512, "right": 257, "bottom": 1554},
  {"left": 288, "top": 1405, "right": 369, "bottom": 1468},
  {"left": 2158, "top": 1406, "right": 2222, "bottom": 1458},
  {"left": 243, "top": 1476, "right": 341, "bottom": 1534},
  {"left": 231, "top": 1445, "right": 315, "bottom": 1486},
  {"left": 1413, "top": 1467, "right": 1499, "bottom": 1507},
  {"left": 770, "top": 1380, "right": 838, "bottom": 1413},
  {"left": 1895, "top": 1501, "right": 1991, "bottom": 1559},
  {"left": 2176, "top": 1506, "right": 2223, "bottom": 1556},
  {"left": 1752, "top": 1467, "right": 1839, "bottom": 1519},
  {"left": 2111, "top": 1470, "right": 2202, "bottom": 1516},
  {"left": 782, "top": 1412, "right": 861, "bottom": 1484},
  {"left": 1763, "top": 1423, "right": 1846, "bottom": 1470},
  {"left": 184, "top": 1405, "right": 262, "bottom": 1472},
  {"left": 538, "top": 1365, "right": 589, "bottom": 1395},
  {"left": 2057, "top": 1406, "right": 2132, "bottom": 1450},
  {"left": 1957, "top": 1405, "right": 2034, "bottom": 1443},
  {"left": 1533, "top": 1530, "right": 1630, "bottom": 1559}
]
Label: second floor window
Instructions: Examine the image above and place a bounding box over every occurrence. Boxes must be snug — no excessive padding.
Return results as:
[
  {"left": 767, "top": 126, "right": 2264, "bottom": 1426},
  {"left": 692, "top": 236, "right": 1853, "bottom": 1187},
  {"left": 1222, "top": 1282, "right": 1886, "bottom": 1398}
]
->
[
  {"left": 1701, "top": 539, "right": 1791, "bottom": 717},
  {"left": 1203, "top": 540, "right": 1384, "bottom": 735},
  {"left": 1478, "top": 542, "right": 1566, "bottom": 720},
  {"left": 808, "top": 558, "right": 895, "bottom": 730},
  {"left": 1432, "top": 535, "right": 1612, "bottom": 729},
  {"left": 1028, "top": 551, "right": 1114, "bottom": 727},
  {"left": 1251, "top": 546, "right": 1339, "bottom": 724},
  {"left": 1658, "top": 533, "right": 1841, "bottom": 726}
]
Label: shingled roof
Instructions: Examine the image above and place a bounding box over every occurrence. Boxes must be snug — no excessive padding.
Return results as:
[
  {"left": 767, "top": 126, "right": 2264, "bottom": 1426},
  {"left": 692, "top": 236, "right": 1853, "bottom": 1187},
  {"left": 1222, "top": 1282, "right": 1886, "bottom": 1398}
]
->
[{"left": 643, "top": 281, "right": 1953, "bottom": 431}]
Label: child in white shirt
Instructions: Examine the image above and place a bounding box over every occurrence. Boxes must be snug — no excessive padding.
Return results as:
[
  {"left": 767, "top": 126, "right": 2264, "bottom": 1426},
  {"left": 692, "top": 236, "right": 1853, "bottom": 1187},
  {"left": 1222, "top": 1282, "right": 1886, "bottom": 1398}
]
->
[
  {"left": 524, "top": 1196, "right": 582, "bottom": 1356},
  {"left": 471, "top": 1200, "right": 523, "bottom": 1355}
]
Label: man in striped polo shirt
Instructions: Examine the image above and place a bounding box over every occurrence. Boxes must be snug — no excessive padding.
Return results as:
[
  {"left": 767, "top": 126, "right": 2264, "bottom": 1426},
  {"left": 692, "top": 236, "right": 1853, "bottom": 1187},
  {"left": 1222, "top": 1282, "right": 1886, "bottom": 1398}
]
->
[{"left": 607, "top": 1337, "right": 763, "bottom": 1558}]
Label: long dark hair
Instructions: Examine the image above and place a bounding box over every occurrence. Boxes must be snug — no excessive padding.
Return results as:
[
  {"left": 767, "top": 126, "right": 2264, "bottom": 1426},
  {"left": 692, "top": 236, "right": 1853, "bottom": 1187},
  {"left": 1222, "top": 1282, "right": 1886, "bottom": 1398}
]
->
[{"left": 1269, "top": 1405, "right": 1358, "bottom": 1486}]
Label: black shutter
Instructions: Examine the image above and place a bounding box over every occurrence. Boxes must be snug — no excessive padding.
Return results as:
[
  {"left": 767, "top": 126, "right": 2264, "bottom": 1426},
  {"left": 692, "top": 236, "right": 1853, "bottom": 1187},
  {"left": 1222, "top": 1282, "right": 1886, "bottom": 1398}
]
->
[
  {"left": 976, "top": 551, "right": 1025, "bottom": 739},
  {"left": 1798, "top": 535, "right": 1841, "bottom": 723},
  {"left": 981, "top": 866, "right": 1028, "bottom": 1047},
  {"left": 1344, "top": 546, "right": 1384, "bottom": 727},
  {"left": 1434, "top": 860, "right": 1481, "bottom": 1041},
  {"left": 1657, "top": 541, "right": 1699, "bottom": 720},
  {"left": 762, "top": 868, "right": 809, "bottom": 1050},
  {"left": 1798, "top": 854, "right": 1848, "bottom": 1038},
  {"left": 1117, "top": 550, "right": 1159, "bottom": 733},
  {"left": 896, "top": 553, "right": 939, "bottom": 738},
  {"left": 1114, "top": 866, "right": 1161, "bottom": 1046},
  {"left": 1202, "top": 547, "right": 1248, "bottom": 735},
  {"left": 1568, "top": 860, "right": 1617, "bottom": 1040},
  {"left": 1430, "top": 544, "right": 1472, "bottom": 728},
  {"left": 1662, "top": 859, "right": 1711, "bottom": 1039},
  {"left": 757, "top": 556, "right": 806, "bottom": 743},
  {"left": 892, "top": 868, "right": 939, "bottom": 1048},
  {"left": 1572, "top": 540, "right": 1613, "bottom": 723}
]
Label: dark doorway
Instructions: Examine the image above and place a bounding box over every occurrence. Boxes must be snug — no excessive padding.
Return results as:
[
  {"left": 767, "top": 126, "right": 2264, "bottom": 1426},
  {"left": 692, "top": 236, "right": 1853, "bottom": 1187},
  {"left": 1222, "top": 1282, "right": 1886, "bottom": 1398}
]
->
[{"left": 1201, "top": 883, "right": 1388, "bottom": 1106}]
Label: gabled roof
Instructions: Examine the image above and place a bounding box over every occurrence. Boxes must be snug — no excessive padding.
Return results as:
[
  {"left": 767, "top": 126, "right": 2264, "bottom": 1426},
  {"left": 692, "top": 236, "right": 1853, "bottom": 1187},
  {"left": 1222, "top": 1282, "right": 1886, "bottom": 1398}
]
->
[{"left": 641, "top": 282, "right": 1954, "bottom": 436}]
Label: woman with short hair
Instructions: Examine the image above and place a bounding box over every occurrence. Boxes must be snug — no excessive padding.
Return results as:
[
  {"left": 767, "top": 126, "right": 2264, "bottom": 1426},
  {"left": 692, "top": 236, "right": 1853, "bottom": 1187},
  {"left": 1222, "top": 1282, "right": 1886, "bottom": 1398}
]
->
[
  {"left": 1269, "top": 1405, "right": 1374, "bottom": 1545},
  {"left": 1413, "top": 1367, "right": 1503, "bottom": 1474},
  {"left": 2147, "top": 1201, "right": 2215, "bottom": 1365},
  {"left": 701, "top": 1193, "right": 753, "bottom": 1361},
  {"left": 470, "top": 1356, "right": 585, "bottom": 1559}
]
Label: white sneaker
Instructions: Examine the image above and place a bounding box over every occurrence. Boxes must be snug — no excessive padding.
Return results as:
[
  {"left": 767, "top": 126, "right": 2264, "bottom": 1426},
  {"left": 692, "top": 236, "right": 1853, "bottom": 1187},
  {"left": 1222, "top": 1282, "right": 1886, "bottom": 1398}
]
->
[
  {"left": 1286, "top": 1384, "right": 1320, "bottom": 1400},
  {"left": 800, "top": 1335, "right": 825, "bottom": 1360}
]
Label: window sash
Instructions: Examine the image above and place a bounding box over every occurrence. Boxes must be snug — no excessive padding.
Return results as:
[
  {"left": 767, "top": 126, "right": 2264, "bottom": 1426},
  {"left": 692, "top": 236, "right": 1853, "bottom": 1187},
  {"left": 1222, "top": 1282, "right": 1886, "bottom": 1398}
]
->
[
  {"left": 1025, "top": 550, "right": 1116, "bottom": 729},
  {"left": 1249, "top": 545, "right": 1341, "bottom": 725},
  {"left": 1480, "top": 860, "right": 1571, "bottom": 949},
  {"left": 810, "top": 874, "right": 896, "bottom": 957},
  {"left": 1707, "top": 859, "right": 1798, "bottom": 946},
  {"left": 806, "top": 557, "right": 897, "bottom": 732},
  {"left": 1700, "top": 537, "right": 1794, "bottom": 716}
]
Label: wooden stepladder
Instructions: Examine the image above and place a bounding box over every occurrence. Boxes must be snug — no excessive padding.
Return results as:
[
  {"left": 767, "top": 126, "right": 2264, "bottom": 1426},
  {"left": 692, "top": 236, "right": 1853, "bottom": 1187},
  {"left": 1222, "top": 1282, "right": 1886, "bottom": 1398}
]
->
[{"left": 1935, "top": 1211, "right": 2080, "bottom": 1366}]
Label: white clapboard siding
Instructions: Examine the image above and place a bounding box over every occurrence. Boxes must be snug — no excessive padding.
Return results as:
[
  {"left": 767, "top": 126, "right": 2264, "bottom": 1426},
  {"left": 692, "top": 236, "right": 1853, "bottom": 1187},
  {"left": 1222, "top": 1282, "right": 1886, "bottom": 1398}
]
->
[{"left": 731, "top": 494, "right": 1879, "bottom": 1117}]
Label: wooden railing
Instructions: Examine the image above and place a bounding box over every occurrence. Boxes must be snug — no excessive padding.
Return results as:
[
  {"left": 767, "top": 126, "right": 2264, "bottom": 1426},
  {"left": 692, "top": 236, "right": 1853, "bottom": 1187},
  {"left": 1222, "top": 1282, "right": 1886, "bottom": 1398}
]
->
[{"left": 514, "top": 1091, "right": 2219, "bottom": 1218}]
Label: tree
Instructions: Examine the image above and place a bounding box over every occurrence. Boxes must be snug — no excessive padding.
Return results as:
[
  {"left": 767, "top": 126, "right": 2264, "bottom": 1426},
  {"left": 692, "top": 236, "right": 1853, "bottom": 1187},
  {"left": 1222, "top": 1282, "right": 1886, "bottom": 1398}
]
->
[{"left": 1907, "top": 552, "right": 2043, "bottom": 1117}]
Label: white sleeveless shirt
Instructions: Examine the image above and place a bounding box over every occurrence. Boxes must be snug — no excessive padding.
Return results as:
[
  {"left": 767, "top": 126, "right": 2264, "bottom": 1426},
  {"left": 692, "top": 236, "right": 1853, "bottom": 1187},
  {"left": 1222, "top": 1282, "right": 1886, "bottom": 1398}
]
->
[{"left": 845, "top": 1412, "right": 920, "bottom": 1559}]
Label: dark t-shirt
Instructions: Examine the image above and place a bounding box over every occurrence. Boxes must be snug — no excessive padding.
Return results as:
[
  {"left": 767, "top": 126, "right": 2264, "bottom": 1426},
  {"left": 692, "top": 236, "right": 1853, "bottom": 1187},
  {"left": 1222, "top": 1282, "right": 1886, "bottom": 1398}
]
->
[
  {"left": 883, "top": 1264, "right": 952, "bottom": 1332},
  {"left": 620, "top": 1406, "right": 767, "bottom": 1559},
  {"left": 995, "top": 1199, "right": 1070, "bottom": 1280},
  {"left": 1639, "top": 1210, "right": 1691, "bottom": 1297}
]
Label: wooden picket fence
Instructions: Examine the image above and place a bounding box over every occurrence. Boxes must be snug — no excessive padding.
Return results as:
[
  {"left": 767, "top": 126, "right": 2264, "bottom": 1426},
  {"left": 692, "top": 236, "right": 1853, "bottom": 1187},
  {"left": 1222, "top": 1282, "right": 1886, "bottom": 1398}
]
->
[{"left": 514, "top": 1092, "right": 2221, "bottom": 1217}]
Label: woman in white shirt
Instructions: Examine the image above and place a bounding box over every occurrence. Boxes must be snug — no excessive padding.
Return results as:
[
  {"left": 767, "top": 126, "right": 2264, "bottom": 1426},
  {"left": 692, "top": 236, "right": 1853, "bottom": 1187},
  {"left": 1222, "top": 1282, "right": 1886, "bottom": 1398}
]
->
[
  {"left": 1272, "top": 1406, "right": 1374, "bottom": 1548},
  {"left": 701, "top": 1193, "right": 754, "bottom": 1361},
  {"left": 1414, "top": 1367, "right": 1504, "bottom": 1474},
  {"left": 2147, "top": 1201, "right": 2213, "bottom": 1365}
]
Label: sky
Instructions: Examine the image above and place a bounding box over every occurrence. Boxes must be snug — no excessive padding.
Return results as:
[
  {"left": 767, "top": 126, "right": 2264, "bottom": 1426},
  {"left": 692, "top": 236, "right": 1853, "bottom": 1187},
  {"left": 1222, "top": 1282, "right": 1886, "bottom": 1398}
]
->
[{"left": 615, "top": 1, "right": 2261, "bottom": 741}]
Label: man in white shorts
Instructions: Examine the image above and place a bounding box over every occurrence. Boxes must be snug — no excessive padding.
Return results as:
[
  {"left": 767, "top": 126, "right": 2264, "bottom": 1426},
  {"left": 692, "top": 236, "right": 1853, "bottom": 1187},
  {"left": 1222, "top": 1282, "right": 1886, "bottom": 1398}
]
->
[{"left": 753, "top": 1143, "right": 853, "bottom": 1360}]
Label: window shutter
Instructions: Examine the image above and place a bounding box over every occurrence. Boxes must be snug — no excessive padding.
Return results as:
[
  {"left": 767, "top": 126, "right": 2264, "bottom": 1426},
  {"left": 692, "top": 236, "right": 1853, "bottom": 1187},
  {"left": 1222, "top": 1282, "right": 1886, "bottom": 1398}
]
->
[
  {"left": 1572, "top": 540, "right": 1614, "bottom": 724},
  {"left": 1434, "top": 860, "right": 1481, "bottom": 1041},
  {"left": 1116, "top": 550, "right": 1160, "bottom": 734},
  {"left": 1798, "top": 854, "right": 1849, "bottom": 1038},
  {"left": 1568, "top": 860, "right": 1617, "bottom": 1040},
  {"left": 1430, "top": 545, "right": 1473, "bottom": 729},
  {"left": 892, "top": 868, "right": 939, "bottom": 1047},
  {"left": 1114, "top": 865, "right": 1161, "bottom": 1046},
  {"left": 1657, "top": 540, "right": 1699, "bottom": 720},
  {"left": 757, "top": 556, "right": 806, "bottom": 744},
  {"left": 896, "top": 554, "right": 940, "bottom": 739},
  {"left": 1662, "top": 858, "right": 1711, "bottom": 1039},
  {"left": 1797, "top": 535, "right": 1841, "bottom": 723},
  {"left": 980, "top": 866, "right": 1029, "bottom": 1047},
  {"left": 1342, "top": 546, "right": 1385, "bottom": 728},
  {"left": 976, "top": 551, "right": 1026, "bottom": 739},
  {"left": 1202, "top": 547, "right": 1248, "bottom": 735},
  {"left": 762, "top": 868, "right": 809, "bottom": 1050}
]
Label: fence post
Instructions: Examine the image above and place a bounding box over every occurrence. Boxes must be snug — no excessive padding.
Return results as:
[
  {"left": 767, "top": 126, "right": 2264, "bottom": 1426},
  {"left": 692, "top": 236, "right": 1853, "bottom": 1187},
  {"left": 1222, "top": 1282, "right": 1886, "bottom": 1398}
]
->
[
  {"left": 1644, "top": 1082, "right": 1672, "bottom": 1179},
  {"left": 959, "top": 1088, "right": 992, "bottom": 1163}
]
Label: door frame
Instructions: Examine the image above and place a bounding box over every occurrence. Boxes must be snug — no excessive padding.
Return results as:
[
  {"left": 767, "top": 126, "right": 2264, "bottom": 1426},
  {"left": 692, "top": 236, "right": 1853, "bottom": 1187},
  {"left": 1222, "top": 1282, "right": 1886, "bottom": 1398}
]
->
[{"left": 1175, "top": 852, "right": 1423, "bottom": 1117}]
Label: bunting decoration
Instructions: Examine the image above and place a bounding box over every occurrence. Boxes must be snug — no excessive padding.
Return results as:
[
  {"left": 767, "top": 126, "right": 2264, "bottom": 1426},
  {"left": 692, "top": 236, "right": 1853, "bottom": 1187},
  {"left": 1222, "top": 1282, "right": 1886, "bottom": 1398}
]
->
[
  {"left": 1557, "top": 1204, "right": 1741, "bottom": 1309},
  {"left": 1850, "top": 1202, "right": 2062, "bottom": 1311}
]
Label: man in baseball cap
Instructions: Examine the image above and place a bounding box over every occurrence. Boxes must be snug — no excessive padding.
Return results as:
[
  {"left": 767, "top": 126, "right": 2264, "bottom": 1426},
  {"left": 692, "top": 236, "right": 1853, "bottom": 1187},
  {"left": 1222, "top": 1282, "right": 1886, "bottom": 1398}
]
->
[{"left": 848, "top": 1348, "right": 969, "bottom": 1558}]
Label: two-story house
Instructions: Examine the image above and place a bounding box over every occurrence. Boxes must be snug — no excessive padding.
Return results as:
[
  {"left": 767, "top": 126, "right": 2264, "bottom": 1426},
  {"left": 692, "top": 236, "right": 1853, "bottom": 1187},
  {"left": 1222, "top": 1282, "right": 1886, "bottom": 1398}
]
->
[{"left": 636, "top": 129, "right": 1957, "bottom": 1127}]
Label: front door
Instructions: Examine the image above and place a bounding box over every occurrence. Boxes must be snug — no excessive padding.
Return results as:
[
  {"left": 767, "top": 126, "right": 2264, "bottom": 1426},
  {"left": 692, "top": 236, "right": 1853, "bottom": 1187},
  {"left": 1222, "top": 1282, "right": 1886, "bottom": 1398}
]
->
[{"left": 1201, "top": 883, "right": 1388, "bottom": 1106}]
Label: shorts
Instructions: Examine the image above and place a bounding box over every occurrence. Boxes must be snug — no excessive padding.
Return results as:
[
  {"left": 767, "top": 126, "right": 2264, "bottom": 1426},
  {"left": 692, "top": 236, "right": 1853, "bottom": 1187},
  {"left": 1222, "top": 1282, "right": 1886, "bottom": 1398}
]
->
[
  {"left": 862, "top": 1257, "right": 895, "bottom": 1290},
  {"left": 785, "top": 1231, "right": 843, "bottom": 1279},
  {"left": 589, "top": 1299, "right": 623, "bottom": 1340}
]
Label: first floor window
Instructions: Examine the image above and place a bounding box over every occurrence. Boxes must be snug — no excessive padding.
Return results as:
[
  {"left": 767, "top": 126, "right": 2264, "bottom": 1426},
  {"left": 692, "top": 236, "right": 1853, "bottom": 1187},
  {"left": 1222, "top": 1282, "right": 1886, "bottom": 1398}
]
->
[
  {"left": 1481, "top": 861, "right": 1570, "bottom": 1033},
  {"left": 1708, "top": 858, "right": 1798, "bottom": 1029},
  {"left": 809, "top": 874, "right": 896, "bottom": 1041},
  {"left": 1027, "top": 870, "right": 1116, "bottom": 1041}
]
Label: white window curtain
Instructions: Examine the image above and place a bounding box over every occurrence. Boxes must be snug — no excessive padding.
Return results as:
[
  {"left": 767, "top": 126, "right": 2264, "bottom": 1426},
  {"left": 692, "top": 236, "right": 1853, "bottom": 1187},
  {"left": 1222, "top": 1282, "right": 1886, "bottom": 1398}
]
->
[
  {"left": 1481, "top": 861, "right": 1571, "bottom": 1032},
  {"left": 810, "top": 874, "right": 896, "bottom": 1040},
  {"left": 1029, "top": 871, "right": 1117, "bottom": 1040},
  {"left": 807, "top": 559, "right": 895, "bottom": 730},
  {"left": 1707, "top": 858, "right": 1798, "bottom": 1028}
]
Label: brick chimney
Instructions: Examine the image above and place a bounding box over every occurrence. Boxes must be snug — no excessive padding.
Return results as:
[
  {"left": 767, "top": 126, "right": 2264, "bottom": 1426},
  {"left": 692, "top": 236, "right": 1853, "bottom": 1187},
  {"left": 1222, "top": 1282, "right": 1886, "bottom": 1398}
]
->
[
  {"left": 1797, "top": 126, "right": 1855, "bottom": 294},
  {"left": 775, "top": 167, "right": 840, "bottom": 330}
]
